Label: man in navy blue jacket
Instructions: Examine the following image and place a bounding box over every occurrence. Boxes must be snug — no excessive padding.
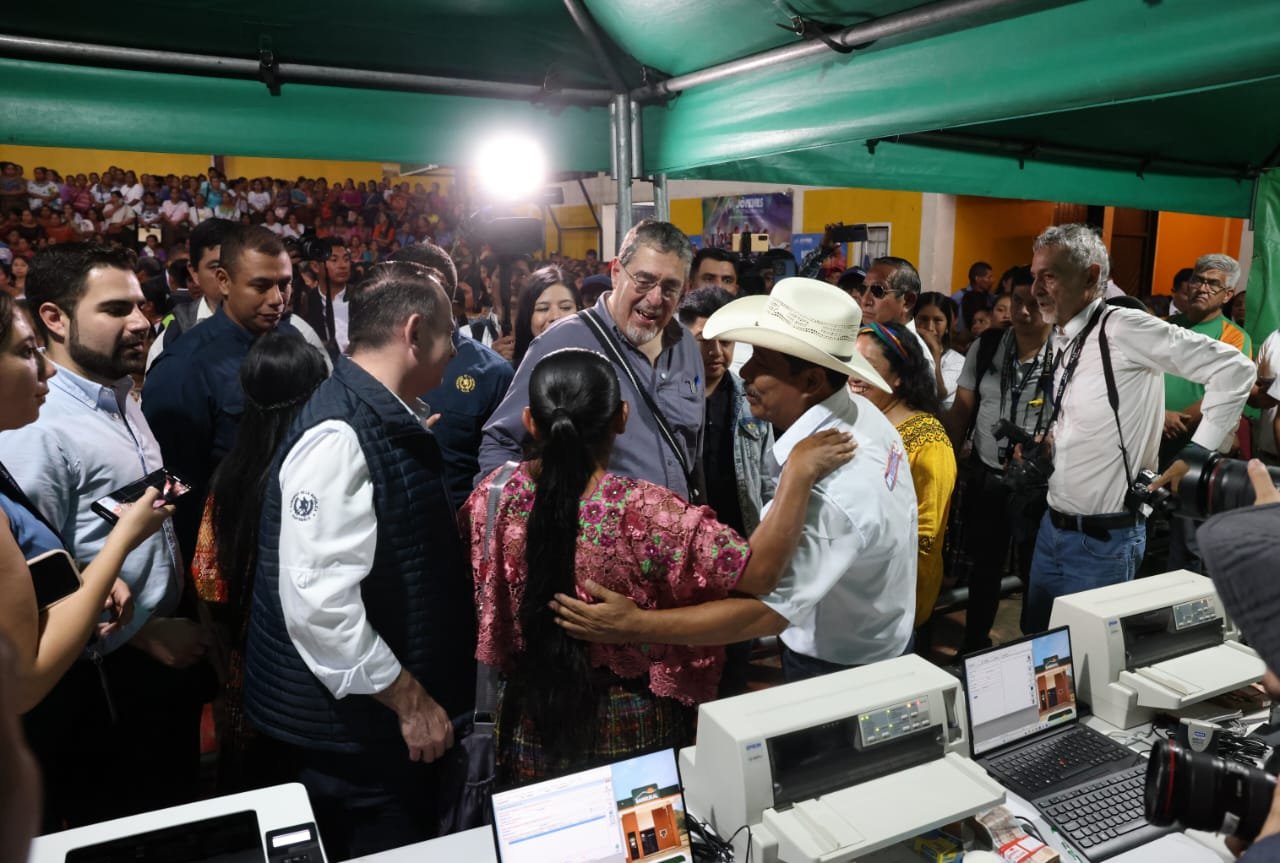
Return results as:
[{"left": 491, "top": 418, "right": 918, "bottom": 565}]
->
[{"left": 142, "top": 225, "right": 295, "bottom": 563}]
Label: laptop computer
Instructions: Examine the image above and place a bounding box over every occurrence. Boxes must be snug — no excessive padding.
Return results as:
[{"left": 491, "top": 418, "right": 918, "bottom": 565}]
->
[
  {"left": 491, "top": 748, "right": 692, "bottom": 863},
  {"left": 962, "top": 627, "right": 1172, "bottom": 860}
]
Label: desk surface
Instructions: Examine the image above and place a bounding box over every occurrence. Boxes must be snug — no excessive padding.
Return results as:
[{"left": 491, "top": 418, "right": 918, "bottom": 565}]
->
[{"left": 352, "top": 712, "right": 1252, "bottom": 863}]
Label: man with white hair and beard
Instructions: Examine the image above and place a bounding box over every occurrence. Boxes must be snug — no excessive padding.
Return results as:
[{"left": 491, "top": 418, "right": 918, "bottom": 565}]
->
[
  {"left": 480, "top": 219, "right": 705, "bottom": 500},
  {"left": 0, "top": 243, "right": 208, "bottom": 828},
  {"left": 1021, "top": 225, "right": 1254, "bottom": 633}
]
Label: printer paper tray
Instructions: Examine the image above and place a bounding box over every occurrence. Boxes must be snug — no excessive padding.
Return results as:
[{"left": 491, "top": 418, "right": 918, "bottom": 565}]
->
[
  {"left": 1120, "top": 642, "right": 1263, "bottom": 711},
  {"left": 762, "top": 752, "right": 1004, "bottom": 863}
]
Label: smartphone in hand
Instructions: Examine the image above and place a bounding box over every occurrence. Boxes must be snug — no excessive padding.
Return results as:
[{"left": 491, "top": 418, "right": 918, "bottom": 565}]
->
[{"left": 91, "top": 469, "right": 191, "bottom": 524}]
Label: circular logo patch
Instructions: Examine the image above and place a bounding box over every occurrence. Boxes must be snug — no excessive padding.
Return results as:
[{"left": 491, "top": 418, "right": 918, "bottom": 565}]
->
[
  {"left": 455, "top": 374, "right": 477, "bottom": 394},
  {"left": 290, "top": 491, "right": 319, "bottom": 521}
]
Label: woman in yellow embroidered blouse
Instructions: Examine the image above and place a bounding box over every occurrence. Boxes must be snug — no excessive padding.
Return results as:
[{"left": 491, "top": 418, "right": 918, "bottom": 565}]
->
[{"left": 850, "top": 322, "right": 957, "bottom": 628}]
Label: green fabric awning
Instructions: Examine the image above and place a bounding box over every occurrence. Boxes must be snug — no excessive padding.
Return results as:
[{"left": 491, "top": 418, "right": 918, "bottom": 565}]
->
[
  {"left": 3, "top": 0, "right": 1278, "bottom": 216},
  {"left": 636, "top": 0, "right": 1280, "bottom": 218},
  {"left": 1, "top": 57, "right": 611, "bottom": 171}
]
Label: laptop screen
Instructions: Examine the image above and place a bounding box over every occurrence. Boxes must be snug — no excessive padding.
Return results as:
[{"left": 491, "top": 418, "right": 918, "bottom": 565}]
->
[
  {"left": 491, "top": 748, "right": 692, "bottom": 863},
  {"left": 964, "top": 627, "right": 1079, "bottom": 757}
]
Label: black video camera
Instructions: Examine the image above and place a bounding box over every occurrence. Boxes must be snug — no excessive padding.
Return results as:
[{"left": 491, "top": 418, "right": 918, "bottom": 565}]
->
[
  {"left": 295, "top": 235, "right": 331, "bottom": 263},
  {"left": 992, "top": 419, "right": 1054, "bottom": 493}
]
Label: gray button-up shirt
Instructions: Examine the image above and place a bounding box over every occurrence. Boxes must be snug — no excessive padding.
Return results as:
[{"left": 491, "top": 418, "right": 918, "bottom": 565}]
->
[
  {"left": 0, "top": 362, "right": 182, "bottom": 652},
  {"left": 478, "top": 292, "right": 704, "bottom": 498}
]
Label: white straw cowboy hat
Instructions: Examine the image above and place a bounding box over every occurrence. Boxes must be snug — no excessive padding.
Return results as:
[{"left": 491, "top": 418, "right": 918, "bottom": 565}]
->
[{"left": 702, "top": 277, "right": 892, "bottom": 392}]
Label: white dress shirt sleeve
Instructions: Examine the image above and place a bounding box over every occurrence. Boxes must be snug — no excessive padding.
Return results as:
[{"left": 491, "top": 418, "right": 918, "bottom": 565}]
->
[
  {"left": 1114, "top": 310, "right": 1256, "bottom": 452},
  {"left": 758, "top": 487, "right": 864, "bottom": 622},
  {"left": 277, "top": 420, "right": 402, "bottom": 698}
]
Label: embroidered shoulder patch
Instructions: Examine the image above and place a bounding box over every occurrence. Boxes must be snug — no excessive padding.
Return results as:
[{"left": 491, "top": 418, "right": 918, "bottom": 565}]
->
[{"left": 290, "top": 491, "right": 319, "bottom": 521}]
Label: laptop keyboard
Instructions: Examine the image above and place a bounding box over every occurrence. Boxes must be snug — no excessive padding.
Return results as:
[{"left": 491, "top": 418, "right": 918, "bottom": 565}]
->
[
  {"left": 1035, "top": 766, "right": 1169, "bottom": 860},
  {"left": 988, "top": 726, "right": 1128, "bottom": 791}
]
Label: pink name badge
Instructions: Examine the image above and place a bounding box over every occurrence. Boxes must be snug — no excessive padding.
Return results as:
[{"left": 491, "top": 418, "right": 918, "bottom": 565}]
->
[{"left": 885, "top": 444, "right": 903, "bottom": 491}]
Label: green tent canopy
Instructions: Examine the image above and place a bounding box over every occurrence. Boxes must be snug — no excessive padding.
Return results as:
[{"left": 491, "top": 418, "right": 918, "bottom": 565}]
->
[{"left": 2, "top": 0, "right": 1278, "bottom": 216}]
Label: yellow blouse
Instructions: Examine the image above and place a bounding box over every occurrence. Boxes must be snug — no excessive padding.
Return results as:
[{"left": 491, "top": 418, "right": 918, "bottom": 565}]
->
[{"left": 896, "top": 412, "right": 957, "bottom": 627}]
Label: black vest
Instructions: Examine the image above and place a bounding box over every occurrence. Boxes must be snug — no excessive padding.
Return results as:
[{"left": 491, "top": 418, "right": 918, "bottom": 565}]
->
[{"left": 243, "top": 358, "right": 476, "bottom": 753}]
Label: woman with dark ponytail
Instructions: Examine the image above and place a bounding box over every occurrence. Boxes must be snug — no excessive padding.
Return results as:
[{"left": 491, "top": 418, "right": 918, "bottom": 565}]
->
[{"left": 466, "top": 348, "right": 854, "bottom": 784}]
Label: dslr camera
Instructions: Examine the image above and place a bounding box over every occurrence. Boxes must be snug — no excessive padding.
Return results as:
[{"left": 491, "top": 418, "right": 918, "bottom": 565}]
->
[
  {"left": 992, "top": 419, "right": 1054, "bottom": 492},
  {"left": 1146, "top": 737, "right": 1279, "bottom": 842},
  {"left": 1174, "top": 446, "right": 1280, "bottom": 519}
]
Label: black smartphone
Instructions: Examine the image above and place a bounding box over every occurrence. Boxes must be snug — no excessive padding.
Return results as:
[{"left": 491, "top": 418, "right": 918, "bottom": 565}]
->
[
  {"left": 91, "top": 468, "right": 191, "bottom": 524},
  {"left": 27, "top": 548, "right": 83, "bottom": 611}
]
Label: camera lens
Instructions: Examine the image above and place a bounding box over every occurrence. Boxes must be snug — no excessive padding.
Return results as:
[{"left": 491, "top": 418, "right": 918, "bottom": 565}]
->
[
  {"left": 1145, "top": 739, "right": 1277, "bottom": 841},
  {"left": 1178, "top": 450, "right": 1280, "bottom": 519}
]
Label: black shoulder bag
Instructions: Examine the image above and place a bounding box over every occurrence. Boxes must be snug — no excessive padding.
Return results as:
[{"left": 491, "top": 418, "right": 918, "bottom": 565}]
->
[{"left": 577, "top": 309, "right": 707, "bottom": 504}]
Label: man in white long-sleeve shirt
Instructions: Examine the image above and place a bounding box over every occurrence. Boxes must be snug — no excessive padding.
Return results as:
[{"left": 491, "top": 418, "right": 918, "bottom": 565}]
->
[
  {"left": 243, "top": 260, "right": 474, "bottom": 860},
  {"left": 1023, "top": 224, "right": 1255, "bottom": 632}
]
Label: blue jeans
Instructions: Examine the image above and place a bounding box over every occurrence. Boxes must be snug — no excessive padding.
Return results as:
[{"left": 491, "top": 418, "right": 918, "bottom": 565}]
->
[{"left": 1024, "top": 511, "right": 1146, "bottom": 634}]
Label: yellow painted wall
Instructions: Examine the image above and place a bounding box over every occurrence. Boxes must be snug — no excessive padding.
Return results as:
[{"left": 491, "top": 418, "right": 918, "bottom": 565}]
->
[
  {"left": 952, "top": 196, "right": 1057, "bottom": 291},
  {"left": 669, "top": 198, "right": 703, "bottom": 240},
  {"left": 0, "top": 144, "right": 211, "bottom": 178},
  {"left": 545, "top": 204, "right": 602, "bottom": 260},
  {"left": 221, "top": 156, "right": 385, "bottom": 183},
  {"left": 0, "top": 144, "right": 407, "bottom": 187},
  {"left": 802, "top": 188, "right": 923, "bottom": 262},
  {"left": 1151, "top": 212, "right": 1244, "bottom": 297}
]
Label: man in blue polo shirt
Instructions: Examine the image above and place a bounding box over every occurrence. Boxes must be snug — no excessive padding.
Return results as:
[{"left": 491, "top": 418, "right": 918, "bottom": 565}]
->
[{"left": 142, "top": 225, "right": 296, "bottom": 564}]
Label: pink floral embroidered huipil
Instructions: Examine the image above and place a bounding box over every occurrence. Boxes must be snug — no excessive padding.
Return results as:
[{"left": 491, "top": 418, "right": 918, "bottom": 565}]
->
[{"left": 465, "top": 463, "right": 750, "bottom": 705}]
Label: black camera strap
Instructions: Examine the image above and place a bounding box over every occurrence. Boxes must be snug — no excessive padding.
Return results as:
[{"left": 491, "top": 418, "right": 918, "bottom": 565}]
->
[
  {"left": 1042, "top": 302, "right": 1107, "bottom": 435},
  {"left": 578, "top": 308, "right": 706, "bottom": 504},
  {"left": 1098, "top": 310, "right": 1138, "bottom": 493}
]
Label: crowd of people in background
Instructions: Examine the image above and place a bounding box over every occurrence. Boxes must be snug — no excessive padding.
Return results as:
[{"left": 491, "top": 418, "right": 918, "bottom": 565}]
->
[{"left": 2, "top": 154, "right": 1278, "bottom": 862}]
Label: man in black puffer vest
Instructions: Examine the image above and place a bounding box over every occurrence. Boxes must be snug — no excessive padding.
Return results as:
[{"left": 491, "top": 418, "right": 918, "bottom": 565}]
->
[{"left": 244, "top": 261, "right": 475, "bottom": 859}]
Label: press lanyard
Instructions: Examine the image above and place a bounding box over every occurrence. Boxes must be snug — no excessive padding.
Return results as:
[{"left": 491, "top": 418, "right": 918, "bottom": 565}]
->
[
  {"left": 1041, "top": 303, "right": 1106, "bottom": 434},
  {"left": 1000, "top": 332, "right": 1052, "bottom": 429}
]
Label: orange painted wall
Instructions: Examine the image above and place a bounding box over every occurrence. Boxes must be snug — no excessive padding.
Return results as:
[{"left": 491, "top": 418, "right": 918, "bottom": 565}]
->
[
  {"left": 952, "top": 196, "right": 1056, "bottom": 291},
  {"left": 0, "top": 144, "right": 211, "bottom": 178},
  {"left": 1150, "top": 212, "right": 1244, "bottom": 296}
]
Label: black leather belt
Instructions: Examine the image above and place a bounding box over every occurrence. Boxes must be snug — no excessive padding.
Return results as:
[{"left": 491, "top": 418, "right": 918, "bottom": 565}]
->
[{"left": 1048, "top": 507, "right": 1139, "bottom": 540}]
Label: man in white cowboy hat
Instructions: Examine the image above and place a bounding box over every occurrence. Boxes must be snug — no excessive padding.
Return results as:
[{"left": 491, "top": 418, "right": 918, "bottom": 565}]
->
[{"left": 552, "top": 277, "right": 920, "bottom": 681}]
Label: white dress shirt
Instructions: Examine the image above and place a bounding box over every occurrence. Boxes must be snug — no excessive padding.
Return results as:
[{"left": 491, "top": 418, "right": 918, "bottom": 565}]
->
[
  {"left": 759, "top": 388, "right": 918, "bottom": 666},
  {"left": 1047, "top": 298, "right": 1255, "bottom": 515},
  {"left": 940, "top": 348, "right": 966, "bottom": 410},
  {"left": 275, "top": 395, "right": 432, "bottom": 699},
  {"left": 326, "top": 288, "right": 350, "bottom": 353},
  {"left": 1255, "top": 330, "right": 1280, "bottom": 458}
]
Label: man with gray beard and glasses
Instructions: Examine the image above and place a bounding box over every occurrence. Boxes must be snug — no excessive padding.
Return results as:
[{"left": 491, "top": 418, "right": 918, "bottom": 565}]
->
[{"left": 479, "top": 219, "right": 705, "bottom": 500}]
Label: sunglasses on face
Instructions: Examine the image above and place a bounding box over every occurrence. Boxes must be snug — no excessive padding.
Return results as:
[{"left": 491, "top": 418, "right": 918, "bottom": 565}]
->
[{"left": 851, "top": 281, "right": 901, "bottom": 300}]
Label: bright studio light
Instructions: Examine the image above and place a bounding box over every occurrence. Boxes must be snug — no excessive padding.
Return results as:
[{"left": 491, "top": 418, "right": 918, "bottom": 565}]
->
[{"left": 475, "top": 134, "right": 547, "bottom": 201}]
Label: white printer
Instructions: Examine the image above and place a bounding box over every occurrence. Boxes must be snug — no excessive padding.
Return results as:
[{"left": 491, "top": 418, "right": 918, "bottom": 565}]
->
[
  {"left": 680, "top": 654, "right": 1005, "bottom": 863},
  {"left": 1049, "top": 569, "right": 1265, "bottom": 729}
]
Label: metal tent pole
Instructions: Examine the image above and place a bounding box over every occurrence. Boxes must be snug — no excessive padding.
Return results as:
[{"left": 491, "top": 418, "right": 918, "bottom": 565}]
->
[
  {"left": 612, "top": 94, "right": 634, "bottom": 250},
  {"left": 0, "top": 33, "right": 613, "bottom": 104},
  {"left": 631, "top": 0, "right": 1048, "bottom": 101},
  {"left": 653, "top": 173, "right": 670, "bottom": 221}
]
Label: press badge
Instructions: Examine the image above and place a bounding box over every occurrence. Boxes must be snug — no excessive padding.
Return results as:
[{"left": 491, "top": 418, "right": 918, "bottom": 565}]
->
[{"left": 885, "top": 444, "right": 903, "bottom": 490}]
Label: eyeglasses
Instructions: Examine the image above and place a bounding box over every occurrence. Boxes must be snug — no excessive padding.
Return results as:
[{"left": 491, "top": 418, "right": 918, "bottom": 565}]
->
[
  {"left": 1187, "top": 275, "right": 1228, "bottom": 294},
  {"left": 620, "top": 260, "right": 685, "bottom": 300},
  {"left": 851, "top": 281, "right": 902, "bottom": 300}
]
